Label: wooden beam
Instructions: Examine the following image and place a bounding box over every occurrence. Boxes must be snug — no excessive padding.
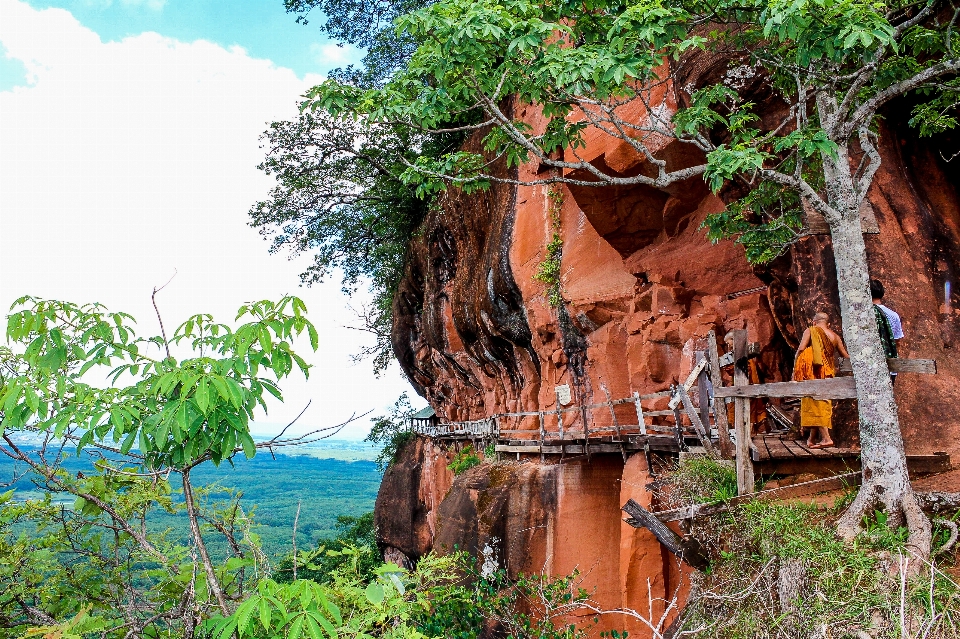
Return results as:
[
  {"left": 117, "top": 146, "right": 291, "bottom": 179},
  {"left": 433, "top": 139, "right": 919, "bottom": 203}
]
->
[
  {"left": 680, "top": 388, "right": 716, "bottom": 456},
  {"left": 622, "top": 499, "right": 710, "bottom": 570},
  {"left": 715, "top": 376, "right": 857, "bottom": 400},
  {"left": 838, "top": 358, "right": 937, "bottom": 374},
  {"left": 651, "top": 472, "right": 863, "bottom": 522},
  {"left": 669, "top": 357, "right": 709, "bottom": 409},
  {"left": 696, "top": 352, "right": 711, "bottom": 438}
]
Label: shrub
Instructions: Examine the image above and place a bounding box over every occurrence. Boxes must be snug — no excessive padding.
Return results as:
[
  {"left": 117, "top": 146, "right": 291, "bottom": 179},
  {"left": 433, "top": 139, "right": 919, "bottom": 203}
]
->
[{"left": 449, "top": 446, "right": 483, "bottom": 475}]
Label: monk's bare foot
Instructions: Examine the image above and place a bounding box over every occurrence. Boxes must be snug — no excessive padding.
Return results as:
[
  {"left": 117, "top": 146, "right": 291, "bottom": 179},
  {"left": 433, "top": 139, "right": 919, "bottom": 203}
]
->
[
  {"left": 811, "top": 441, "right": 834, "bottom": 449},
  {"left": 806, "top": 439, "right": 816, "bottom": 447}
]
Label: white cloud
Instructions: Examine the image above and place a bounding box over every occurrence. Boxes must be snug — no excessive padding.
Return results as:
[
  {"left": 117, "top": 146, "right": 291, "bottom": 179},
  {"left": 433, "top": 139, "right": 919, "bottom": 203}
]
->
[
  {"left": 0, "top": 0, "right": 416, "bottom": 439},
  {"left": 309, "top": 42, "right": 361, "bottom": 67}
]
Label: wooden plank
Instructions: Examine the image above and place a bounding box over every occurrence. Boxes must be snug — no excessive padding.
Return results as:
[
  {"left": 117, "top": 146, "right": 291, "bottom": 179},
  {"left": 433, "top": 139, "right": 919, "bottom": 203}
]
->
[
  {"left": 651, "top": 472, "right": 863, "bottom": 522},
  {"left": 715, "top": 376, "right": 857, "bottom": 400},
  {"left": 680, "top": 389, "right": 717, "bottom": 456},
  {"left": 755, "top": 453, "right": 949, "bottom": 477},
  {"left": 707, "top": 331, "right": 734, "bottom": 459},
  {"left": 696, "top": 353, "right": 711, "bottom": 435},
  {"left": 838, "top": 358, "right": 937, "bottom": 374},
  {"left": 781, "top": 439, "right": 807, "bottom": 458},
  {"left": 669, "top": 357, "right": 709, "bottom": 409},
  {"left": 633, "top": 391, "right": 647, "bottom": 436},
  {"left": 764, "top": 437, "right": 792, "bottom": 459},
  {"left": 755, "top": 437, "right": 773, "bottom": 461},
  {"left": 622, "top": 499, "right": 710, "bottom": 570},
  {"left": 673, "top": 404, "right": 686, "bottom": 451},
  {"left": 733, "top": 330, "right": 755, "bottom": 495},
  {"left": 793, "top": 439, "right": 831, "bottom": 458}
]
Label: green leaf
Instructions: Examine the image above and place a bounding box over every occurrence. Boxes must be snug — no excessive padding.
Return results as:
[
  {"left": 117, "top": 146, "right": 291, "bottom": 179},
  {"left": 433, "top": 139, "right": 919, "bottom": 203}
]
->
[
  {"left": 365, "top": 582, "right": 385, "bottom": 606},
  {"left": 240, "top": 431, "right": 256, "bottom": 459},
  {"left": 288, "top": 615, "right": 306, "bottom": 639},
  {"left": 196, "top": 377, "right": 210, "bottom": 414}
]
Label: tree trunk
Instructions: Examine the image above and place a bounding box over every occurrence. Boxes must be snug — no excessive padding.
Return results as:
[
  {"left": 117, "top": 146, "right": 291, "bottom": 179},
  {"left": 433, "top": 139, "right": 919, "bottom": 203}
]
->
[
  {"left": 817, "top": 119, "right": 931, "bottom": 562},
  {"left": 182, "top": 469, "right": 230, "bottom": 614}
]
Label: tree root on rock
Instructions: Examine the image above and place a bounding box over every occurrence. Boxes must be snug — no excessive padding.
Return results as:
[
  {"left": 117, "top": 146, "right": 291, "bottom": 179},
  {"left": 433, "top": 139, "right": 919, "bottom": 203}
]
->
[{"left": 837, "top": 482, "right": 932, "bottom": 571}]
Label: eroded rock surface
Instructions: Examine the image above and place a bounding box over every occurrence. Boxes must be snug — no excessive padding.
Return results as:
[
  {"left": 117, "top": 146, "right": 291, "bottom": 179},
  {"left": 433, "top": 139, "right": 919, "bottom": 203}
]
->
[
  {"left": 377, "top": 438, "right": 689, "bottom": 638},
  {"left": 384, "top": 67, "right": 960, "bottom": 639}
]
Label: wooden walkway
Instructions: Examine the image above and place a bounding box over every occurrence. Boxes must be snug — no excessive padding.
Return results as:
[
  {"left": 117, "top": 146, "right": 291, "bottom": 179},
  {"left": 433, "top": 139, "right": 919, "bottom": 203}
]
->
[
  {"left": 412, "top": 328, "right": 945, "bottom": 493},
  {"left": 750, "top": 433, "right": 951, "bottom": 476}
]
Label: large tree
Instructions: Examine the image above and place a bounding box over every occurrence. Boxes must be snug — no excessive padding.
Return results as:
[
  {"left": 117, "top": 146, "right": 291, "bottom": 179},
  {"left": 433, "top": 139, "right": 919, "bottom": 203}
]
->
[{"left": 294, "top": 0, "right": 960, "bottom": 558}]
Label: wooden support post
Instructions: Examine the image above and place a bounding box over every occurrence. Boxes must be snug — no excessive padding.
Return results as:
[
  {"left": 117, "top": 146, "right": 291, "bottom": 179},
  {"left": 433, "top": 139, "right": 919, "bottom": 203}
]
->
[
  {"left": 696, "top": 352, "right": 711, "bottom": 435},
  {"left": 732, "top": 329, "right": 755, "bottom": 495},
  {"left": 554, "top": 388, "right": 565, "bottom": 459},
  {"left": 622, "top": 499, "right": 710, "bottom": 570},
  {"left": 633, "top": 391, "right": 646, "bottom": 435},
  {"left": 603, "top": 385, "right": 626, "bottom": 461},
  {"left": 707, "top": 330, "right": 734, "bottom": 459},
  {"left": 581, "top": 399, "right": 591, "bottom": 461},
  {"left": 672, "top": 387, "right": 686, "bottom": 451},
  {"left": 538, "top": 412, "right": 545, "bottom": 463}
]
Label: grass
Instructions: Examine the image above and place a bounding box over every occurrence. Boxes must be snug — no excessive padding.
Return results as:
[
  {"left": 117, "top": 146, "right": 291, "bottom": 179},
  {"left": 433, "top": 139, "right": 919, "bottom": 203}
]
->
[{"left": 659, "top": 458, "right": 960, "bottom": 638}]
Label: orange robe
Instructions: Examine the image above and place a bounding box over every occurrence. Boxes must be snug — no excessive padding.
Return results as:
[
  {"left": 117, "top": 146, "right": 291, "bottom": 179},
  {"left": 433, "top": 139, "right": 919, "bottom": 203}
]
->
[{"left": 793, "top": 326, "right": 836, "bottom": 429}]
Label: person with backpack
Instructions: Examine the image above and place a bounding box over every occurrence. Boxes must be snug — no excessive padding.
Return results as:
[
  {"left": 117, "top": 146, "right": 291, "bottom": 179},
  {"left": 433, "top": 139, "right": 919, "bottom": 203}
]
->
[{"left": 871, "top": 279, "right": 903, "bottom": 382}]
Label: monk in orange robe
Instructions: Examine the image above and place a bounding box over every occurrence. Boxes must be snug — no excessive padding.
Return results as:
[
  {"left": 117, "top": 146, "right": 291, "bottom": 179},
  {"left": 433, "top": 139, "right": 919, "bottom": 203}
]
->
[{"left": 793, "top": 312, "right": 850, "bottom": 448}]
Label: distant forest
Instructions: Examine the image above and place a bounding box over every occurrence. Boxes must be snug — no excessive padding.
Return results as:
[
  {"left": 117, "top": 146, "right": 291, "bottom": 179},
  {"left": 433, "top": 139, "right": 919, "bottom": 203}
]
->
[{"left": 2, "top": 446, "right": 382, "bottom": 560}]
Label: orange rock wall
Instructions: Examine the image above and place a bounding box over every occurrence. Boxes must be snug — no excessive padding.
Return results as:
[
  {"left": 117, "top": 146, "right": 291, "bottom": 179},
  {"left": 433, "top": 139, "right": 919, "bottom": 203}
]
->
[
  {"left": 376, "top": 437, "right": 689, "bottom": 638},
  {"left": 385, "top": 73, "right": 960, "bottom": 637}
]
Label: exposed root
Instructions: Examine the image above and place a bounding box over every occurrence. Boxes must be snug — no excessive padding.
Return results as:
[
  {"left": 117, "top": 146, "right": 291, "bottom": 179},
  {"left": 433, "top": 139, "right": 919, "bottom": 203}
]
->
[
  {"left": 837, "top": 482, "right": 932, "bottom": 571},
  {"left": 934, "top": 518, "right": 958, "bottom": 557}
]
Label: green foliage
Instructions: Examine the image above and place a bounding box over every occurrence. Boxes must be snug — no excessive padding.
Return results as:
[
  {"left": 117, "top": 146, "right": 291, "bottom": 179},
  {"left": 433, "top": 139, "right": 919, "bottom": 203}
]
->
[
  {"left": 702, "top": 182, "right": 805, "bottom": 264},
  {"left": 2, "top": 295, "right": 315, "bottom": 467},
  {"left": 0, "top": 296, "right": 319, "bottom": 635},
  {"left": 249, "top": 115, "right": 439, "bottom": 374},
  {"left": 366, "top": 393, "right": 417, "bottom": 471},
  {"left": 209, "top": 550, "right": 595, "bottom": 639},
  {"left": 677, "top": 499, "right": 960, "bottom": 637},
  {"left": 533, "top": 187, "right": 565, "bottom": 308},
  {"left": 448, "top": 446, "right": 482, "bottom": 475},
  {"left": 288, "top": 0, "right": 960, "bottom": 270},
  {"left": 277, "top": 512, "right": 381, "bottom": 583},
  {"left": 655, "top": 457, "right": 739, "bottom": 508},
  {"left": 283, "top": 0, "right": 431, "bottom": 88}
]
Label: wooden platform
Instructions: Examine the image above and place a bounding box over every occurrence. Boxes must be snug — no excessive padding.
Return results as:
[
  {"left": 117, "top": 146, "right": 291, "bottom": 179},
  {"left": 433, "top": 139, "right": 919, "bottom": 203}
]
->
[
  {"left": 751, "top": 433, "right": 951, "bottom": 476},
  {"left": 495, "top": 434, "right": 684, "bottom": 455}
]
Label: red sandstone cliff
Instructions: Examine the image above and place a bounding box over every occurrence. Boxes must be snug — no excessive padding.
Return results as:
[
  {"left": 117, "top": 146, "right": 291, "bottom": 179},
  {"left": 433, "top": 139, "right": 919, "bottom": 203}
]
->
[
  {"left": 376, "top": 436, "right": 690, "bottom": 637},
  {"left": 380, "top": 69, "right": 960, "bottom": 637}
]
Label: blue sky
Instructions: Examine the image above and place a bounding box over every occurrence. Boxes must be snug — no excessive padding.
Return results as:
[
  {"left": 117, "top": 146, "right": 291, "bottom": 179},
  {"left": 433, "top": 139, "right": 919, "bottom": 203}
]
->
[
  {"left": 1, "top": 0, "right": 361, "bottom": 91},
  {"left": 0, "top": 0, "right": 416, "bottom": 438}
]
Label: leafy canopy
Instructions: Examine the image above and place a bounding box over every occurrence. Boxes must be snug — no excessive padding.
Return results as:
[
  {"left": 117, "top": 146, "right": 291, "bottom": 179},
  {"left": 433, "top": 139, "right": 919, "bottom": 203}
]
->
[
  {"left": 2, "top": 295, "right": 317, "bottom": 469},
  {"left": 299, "top": 0, "right": 960, "bottom": 262}
]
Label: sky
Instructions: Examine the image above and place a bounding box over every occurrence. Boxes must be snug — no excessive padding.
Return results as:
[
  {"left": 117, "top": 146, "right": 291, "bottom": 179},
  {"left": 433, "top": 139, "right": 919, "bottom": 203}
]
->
[{"left": 0, "top": 0, "right": 419, "bottom": 439}]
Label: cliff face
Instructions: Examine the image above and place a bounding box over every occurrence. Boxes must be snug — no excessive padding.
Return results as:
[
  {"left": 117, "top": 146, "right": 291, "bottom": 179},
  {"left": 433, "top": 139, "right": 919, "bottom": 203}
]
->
[
  {"left": 391, "top": 94, "right": 960, "bottom": 454},
  {"left": 376, "top": 436, "right": 689, "bottom": 637},
  {"left": 383, "top": 74, "right": 960, "bottom": 636}
]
